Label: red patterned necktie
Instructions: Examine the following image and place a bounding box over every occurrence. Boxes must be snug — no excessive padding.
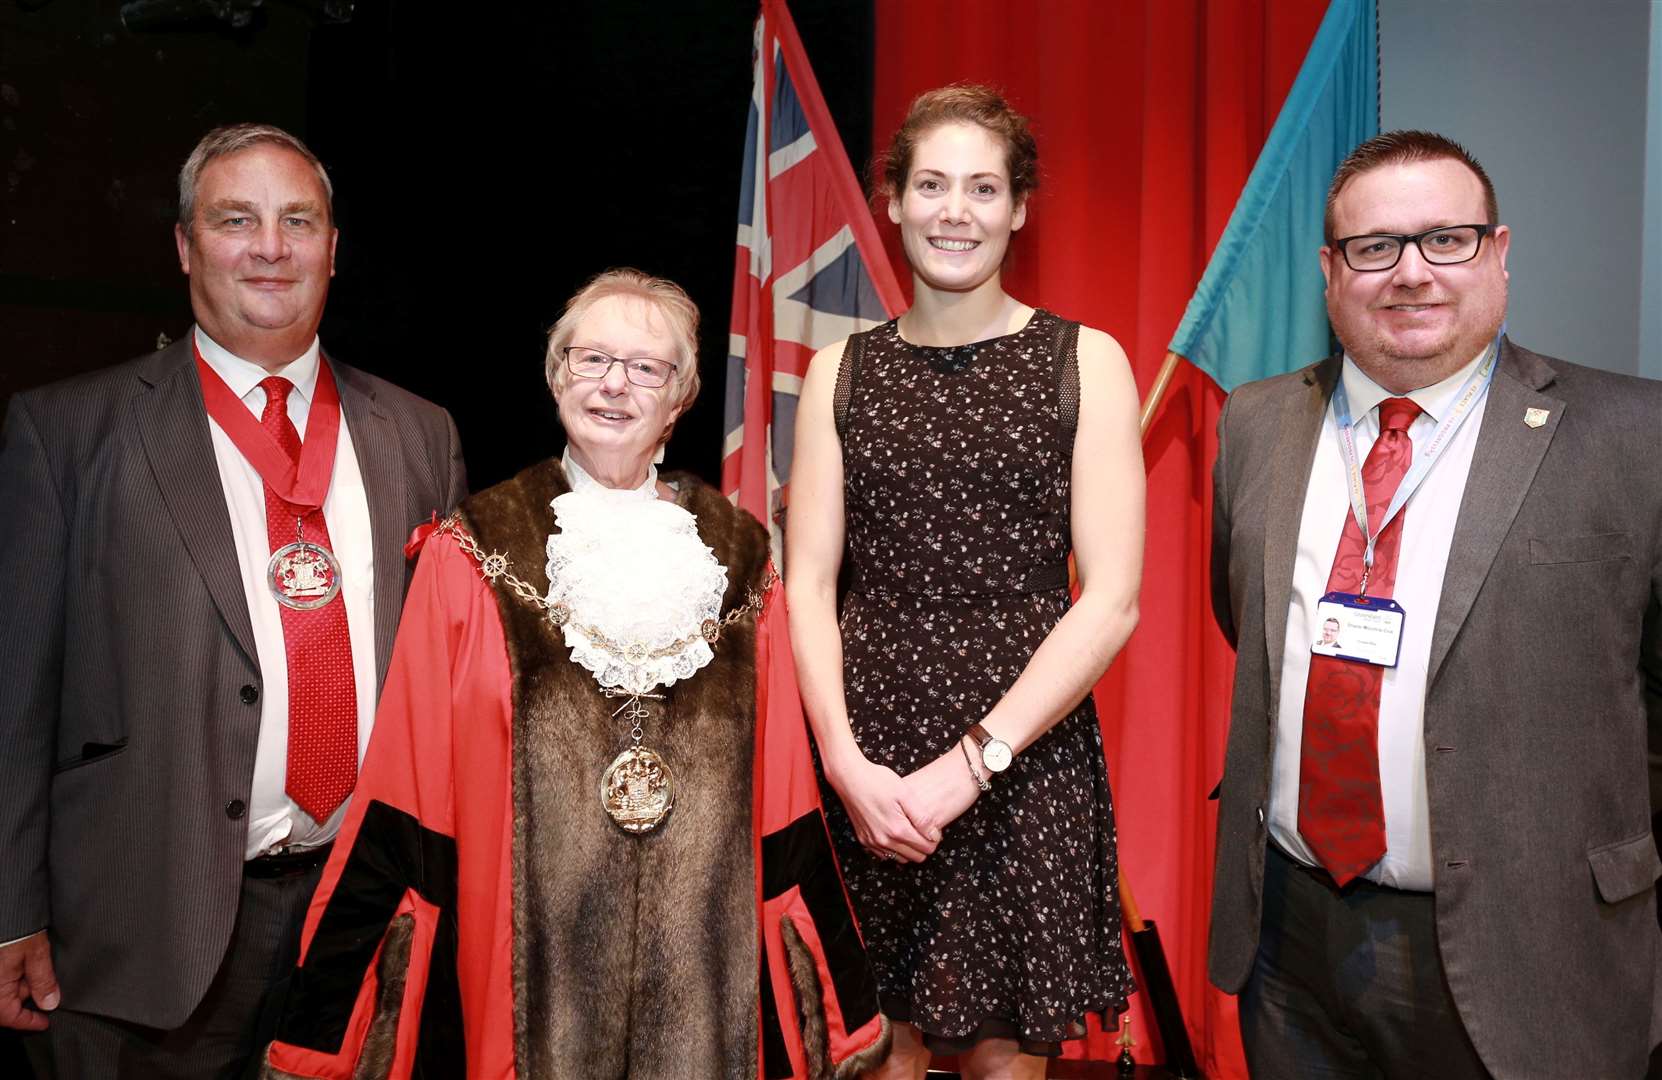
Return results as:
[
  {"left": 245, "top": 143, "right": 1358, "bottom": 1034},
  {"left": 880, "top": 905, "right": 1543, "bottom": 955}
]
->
[
  {"left": 1298, "top": 395, "right": 1423, "bottom": 886},
  {"left": 260, "top": 376, "right": 358, "bottom": 823}
]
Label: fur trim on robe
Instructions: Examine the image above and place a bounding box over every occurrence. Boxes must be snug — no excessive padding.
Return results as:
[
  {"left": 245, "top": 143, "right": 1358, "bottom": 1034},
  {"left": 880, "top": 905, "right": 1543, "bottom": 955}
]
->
[
  {"left": 472, "top": 461, "right": 766, "bottom": 1076},
  {"left": 261, "top": 459, "right": 887, "bottom": 1079}
]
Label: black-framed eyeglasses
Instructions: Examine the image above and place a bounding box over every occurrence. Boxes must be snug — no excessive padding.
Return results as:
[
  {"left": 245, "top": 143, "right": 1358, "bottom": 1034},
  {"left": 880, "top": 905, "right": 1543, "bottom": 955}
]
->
[
  {"left": 1333, "top": 224, "right": 1494, "bottom": 272},
  {"left": 562, "top": 346, "right": 679, "bottom": 389}
]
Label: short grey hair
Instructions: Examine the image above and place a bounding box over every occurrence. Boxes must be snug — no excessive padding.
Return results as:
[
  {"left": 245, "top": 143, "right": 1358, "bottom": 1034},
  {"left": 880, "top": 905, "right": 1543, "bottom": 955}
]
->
[
  {"left": 544, "top": 269, "right": 702, "bottom": 445},
  {"left": 178, "top": 123, "right": 334, "bottom": 233}
]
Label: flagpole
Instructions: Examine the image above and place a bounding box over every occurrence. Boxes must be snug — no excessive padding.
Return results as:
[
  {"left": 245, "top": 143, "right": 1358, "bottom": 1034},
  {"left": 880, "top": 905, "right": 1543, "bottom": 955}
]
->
[
  {"left": 1138, "top": 350, "right": 1186, "bottom": 440},
  {"left": 1116, "top": 359, "right": 1207, "bottom": 1075}
]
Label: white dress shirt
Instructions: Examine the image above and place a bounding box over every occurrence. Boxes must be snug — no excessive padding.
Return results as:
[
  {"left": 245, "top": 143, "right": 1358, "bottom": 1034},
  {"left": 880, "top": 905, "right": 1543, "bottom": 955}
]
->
[
  {"left": 1269, "top": 349, "right": 1490, "bottom": 890},
  {"left": 195, "top": 327, "right": 378, "bottom": 859}
]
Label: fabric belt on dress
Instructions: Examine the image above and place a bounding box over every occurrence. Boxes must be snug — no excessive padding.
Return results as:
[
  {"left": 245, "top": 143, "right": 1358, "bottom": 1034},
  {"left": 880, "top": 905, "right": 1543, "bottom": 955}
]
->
[
  {"left": 1267, "top": 838, "right": 1428, "bottom": 898},
  {"left": 849, "top": 561, "right": 1069, "bottom": 599},
  {"left": 244, "top": 841, "right": 334, "bottom": 879}
]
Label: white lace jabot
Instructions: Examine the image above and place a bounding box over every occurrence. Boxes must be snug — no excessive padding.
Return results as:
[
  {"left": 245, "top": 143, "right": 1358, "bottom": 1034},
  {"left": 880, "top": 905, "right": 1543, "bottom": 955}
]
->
[{"left": 547, "top": 449, "right": 729, "bottom": 695}]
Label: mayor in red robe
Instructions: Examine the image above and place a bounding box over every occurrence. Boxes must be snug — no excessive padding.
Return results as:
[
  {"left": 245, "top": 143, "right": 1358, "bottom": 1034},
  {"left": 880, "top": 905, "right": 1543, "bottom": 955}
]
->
[{"left": 261, "top": 269, "right": 888, "bottom": 1079}]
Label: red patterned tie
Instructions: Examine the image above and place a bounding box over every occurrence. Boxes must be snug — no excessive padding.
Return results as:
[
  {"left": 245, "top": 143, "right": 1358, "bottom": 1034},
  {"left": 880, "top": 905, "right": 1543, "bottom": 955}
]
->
[
  {"left": 1298, "top": 396, "right": 1422, "bottom": 885},
  {"left": 260, "top": 376, "right": 358, "bottom": 823}
]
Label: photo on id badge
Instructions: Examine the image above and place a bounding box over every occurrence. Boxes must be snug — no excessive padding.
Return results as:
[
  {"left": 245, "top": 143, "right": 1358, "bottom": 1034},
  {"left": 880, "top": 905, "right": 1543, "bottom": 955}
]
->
[{"left": 1311, "top": 593, "right": 1406, "bottom": 667}]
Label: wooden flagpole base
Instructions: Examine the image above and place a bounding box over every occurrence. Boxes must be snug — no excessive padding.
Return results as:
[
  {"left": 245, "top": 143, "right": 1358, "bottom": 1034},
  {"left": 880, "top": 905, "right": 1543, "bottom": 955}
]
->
[{"left": 1139, "top": 350, "right": 1186, "bottom": 441}]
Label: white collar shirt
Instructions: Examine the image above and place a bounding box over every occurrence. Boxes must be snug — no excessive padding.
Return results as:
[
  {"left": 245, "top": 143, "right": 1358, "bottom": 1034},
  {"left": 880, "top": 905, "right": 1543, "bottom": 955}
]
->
[
  {"left": 194, "top": 326, "right": 378, "bottom": 859},
  {"left": 1269, "top": 347, "right": 1491, "bottom": 891}
]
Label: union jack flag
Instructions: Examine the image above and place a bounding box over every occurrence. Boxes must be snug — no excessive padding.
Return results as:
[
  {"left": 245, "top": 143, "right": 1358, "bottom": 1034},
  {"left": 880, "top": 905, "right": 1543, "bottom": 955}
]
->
[{"left": 723, "top": 0, "right": 905, "bottom": 568}]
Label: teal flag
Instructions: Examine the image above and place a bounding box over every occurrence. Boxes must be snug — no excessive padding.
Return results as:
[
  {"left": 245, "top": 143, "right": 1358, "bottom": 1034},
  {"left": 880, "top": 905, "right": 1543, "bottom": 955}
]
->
[{"left": 1169, "top": 0, "right": 1378, "bottom": 391}]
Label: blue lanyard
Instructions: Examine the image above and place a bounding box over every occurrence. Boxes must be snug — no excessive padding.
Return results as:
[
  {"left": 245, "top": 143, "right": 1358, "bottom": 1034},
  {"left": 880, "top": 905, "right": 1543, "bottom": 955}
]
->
[{"left": 1329, "top": 328, "right": 1503, "bottom": 595}]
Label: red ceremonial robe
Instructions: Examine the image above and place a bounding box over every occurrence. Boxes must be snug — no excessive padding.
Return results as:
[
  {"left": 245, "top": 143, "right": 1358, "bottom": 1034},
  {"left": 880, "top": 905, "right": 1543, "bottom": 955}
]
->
[{"left": 262, "top": 462, "right": 887, "bottom": 1079}]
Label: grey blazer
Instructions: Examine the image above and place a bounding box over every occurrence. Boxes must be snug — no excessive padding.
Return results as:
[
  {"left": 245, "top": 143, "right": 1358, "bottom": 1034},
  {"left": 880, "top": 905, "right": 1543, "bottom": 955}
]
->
[
  {"left": 0, "top": 338, "right": 467, "bottom": 1029},
  {"left": 1208, "top": 339, "right": 1662, "bottom": 1079}
]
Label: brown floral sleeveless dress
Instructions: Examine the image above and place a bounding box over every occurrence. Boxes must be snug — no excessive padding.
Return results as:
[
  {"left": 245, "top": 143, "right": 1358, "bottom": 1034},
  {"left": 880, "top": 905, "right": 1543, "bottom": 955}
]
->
[{"left": 822, "top": 309, "right": 1132, "bottom": 1055}]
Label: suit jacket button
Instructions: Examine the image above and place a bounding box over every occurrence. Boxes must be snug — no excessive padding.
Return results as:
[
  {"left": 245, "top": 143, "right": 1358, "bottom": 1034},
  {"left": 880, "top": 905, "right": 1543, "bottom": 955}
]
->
[
  {"left": 225, "top": 799, "right": 247, "bottom": 820},
  {"left": 239, "top": 685, "right": 259, "bottom": 705}
]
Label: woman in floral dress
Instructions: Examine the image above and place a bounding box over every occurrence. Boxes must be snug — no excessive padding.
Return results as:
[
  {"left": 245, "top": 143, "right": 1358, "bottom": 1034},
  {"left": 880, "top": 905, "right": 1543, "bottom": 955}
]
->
[{"left": 787, "top": 85, "right": 1146, "bottom": 1080}]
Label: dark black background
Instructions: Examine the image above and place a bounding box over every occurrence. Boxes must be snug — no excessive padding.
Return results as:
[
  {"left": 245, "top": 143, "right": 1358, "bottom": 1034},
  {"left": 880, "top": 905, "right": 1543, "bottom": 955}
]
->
[
  {"left": 1, "top": 0, "right": 874, "bottom": 491},
  {"left": 0, "top": 0, "right": 871, "bottom": 1070}
]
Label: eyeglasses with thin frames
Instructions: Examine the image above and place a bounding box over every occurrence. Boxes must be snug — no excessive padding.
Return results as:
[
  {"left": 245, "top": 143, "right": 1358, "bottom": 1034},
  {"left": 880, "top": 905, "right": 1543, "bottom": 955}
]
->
[
  {"left": 1333, "top": 223, "right": 1494, "bottom": 272},
  {"left": 562, "top": 346, "right": 679, "bottom": 389}
]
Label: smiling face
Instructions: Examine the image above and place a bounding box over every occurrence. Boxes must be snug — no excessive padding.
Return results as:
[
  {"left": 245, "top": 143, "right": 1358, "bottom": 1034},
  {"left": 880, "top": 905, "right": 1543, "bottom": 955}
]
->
[
  {"left": 888, "top": 121, "right": 1027, "bottom": 295},
  {"left": 554, "top": 294, "right": 685, "bottom": 486},
  {"left": 1319, "top": 157, "right": 1509, "bottom": 392},
  {"left": 174, "top": 144, "right": 337, "bottom": 369}
]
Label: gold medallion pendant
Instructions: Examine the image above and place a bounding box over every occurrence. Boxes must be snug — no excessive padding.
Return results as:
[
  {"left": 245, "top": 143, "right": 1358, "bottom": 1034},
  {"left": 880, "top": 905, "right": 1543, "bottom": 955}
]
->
[{"left": 600, "top": 745, "right": 675, "bottom": 833}]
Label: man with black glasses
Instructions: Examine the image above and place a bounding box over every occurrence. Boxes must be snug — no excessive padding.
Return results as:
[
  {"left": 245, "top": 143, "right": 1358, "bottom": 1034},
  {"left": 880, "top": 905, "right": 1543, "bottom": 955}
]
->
[{"left": 1206, "top": 130, "right": 1662, "bottom": 1078}]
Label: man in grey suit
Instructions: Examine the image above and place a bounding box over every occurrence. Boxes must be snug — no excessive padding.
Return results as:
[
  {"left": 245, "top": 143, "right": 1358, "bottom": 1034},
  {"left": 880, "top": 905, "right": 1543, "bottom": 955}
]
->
[
  {"left": 1209, "top": 130, "right": 1662, "bottom": 1078},
  {"left": 0, "top": 123, "right": 466, "bottom": 1075}
]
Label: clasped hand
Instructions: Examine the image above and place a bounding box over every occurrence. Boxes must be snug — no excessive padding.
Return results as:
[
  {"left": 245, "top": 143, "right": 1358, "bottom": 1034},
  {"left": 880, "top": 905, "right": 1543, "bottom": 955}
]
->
[{"left": 830, "top": 745, "right": 982, "bottom": 864}]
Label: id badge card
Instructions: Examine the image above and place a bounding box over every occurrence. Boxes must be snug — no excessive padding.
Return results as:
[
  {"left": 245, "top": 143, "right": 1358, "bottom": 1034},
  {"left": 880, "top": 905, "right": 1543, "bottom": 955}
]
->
[{"left": 1311, "top": 593, "right": 1406, "bottom": 668}]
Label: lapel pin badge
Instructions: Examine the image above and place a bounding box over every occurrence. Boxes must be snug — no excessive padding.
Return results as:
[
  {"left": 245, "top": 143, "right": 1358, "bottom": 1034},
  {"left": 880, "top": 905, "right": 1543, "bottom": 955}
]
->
[{"left": 1523, "top": 407, "right": 1549, "bottom": 428}]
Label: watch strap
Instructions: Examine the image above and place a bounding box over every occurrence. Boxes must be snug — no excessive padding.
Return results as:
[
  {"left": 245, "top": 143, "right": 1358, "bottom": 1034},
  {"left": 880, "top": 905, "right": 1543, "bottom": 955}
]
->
[{"left": 960, "top": 737, "right": 991, "bottom": 792}]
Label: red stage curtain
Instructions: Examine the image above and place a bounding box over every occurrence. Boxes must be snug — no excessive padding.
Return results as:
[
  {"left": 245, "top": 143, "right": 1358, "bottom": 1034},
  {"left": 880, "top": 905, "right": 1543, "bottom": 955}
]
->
[{"left": 870, "top": 3, "right": 1328, "bottom": 1074}]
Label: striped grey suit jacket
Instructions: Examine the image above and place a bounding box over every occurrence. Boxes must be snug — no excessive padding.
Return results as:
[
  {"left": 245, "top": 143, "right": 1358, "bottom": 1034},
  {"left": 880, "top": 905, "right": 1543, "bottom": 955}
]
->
[{"left": 0, "top": 337, "right": 466, "bottom": 1029}]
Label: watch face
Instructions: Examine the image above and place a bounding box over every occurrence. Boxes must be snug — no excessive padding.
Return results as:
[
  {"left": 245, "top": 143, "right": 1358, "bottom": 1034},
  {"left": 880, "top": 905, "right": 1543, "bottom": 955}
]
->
[{"left": 981, "top": 738, "right": 1012, "bottom": 773}]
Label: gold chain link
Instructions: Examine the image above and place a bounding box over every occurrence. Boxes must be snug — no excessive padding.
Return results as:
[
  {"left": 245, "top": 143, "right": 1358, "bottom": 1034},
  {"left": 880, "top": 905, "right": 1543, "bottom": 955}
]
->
[{"left": 432, "top": 515, "right": 773, "bottom": 660}]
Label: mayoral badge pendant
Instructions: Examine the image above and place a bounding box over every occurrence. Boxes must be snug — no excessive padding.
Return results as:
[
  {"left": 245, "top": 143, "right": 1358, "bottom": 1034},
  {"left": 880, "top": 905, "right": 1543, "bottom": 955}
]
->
[
  {"left": 267, "top": 518, "right": 342, "bottom": 611},
  {"left": 600, "top": 744, "right": 675, "bottom": 833},
  {"left": 599, "top": 690, "right": 675, "bottom": 832}
]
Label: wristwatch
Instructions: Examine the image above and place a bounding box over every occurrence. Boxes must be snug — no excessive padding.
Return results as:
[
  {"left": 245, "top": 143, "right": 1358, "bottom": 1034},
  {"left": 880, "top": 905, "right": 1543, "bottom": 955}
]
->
[{"left": 968, "top": 722, "right": 1012, "bottom": 773}]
